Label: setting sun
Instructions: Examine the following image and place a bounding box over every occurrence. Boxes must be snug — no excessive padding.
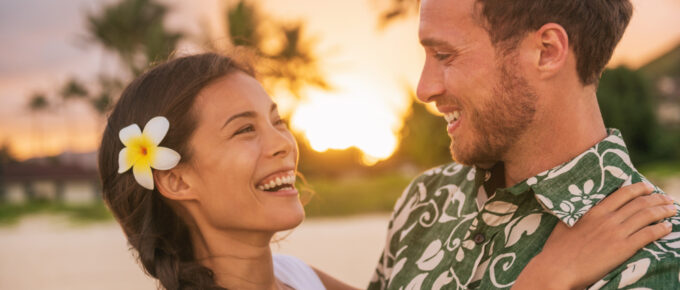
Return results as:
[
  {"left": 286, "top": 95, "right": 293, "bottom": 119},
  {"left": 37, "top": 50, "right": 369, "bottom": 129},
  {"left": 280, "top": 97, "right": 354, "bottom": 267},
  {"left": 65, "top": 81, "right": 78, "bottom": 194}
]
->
[{"left": 290, "top": 77, "right": 406, "bottom": 165}]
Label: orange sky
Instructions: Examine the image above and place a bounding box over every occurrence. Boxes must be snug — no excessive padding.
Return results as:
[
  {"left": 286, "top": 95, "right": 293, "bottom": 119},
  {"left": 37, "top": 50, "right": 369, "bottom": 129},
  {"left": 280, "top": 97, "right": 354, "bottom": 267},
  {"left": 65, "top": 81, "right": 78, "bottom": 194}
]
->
[{"left": 1, "top": 0, "right": 679, "bottom": 161}]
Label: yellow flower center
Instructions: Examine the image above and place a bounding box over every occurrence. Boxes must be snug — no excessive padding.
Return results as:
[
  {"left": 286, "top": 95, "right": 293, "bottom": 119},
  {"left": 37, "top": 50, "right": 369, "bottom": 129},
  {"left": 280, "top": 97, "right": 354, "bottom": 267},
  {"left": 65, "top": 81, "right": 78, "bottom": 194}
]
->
[{"left": 126, "top": 135, "right": 156, "bottom": 167}]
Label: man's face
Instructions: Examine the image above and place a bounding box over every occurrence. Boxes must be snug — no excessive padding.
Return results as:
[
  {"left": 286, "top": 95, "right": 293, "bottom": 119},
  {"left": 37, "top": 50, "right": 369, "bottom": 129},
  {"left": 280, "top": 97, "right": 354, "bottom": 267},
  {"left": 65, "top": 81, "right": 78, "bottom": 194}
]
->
[{"left": 417, "top": 0, "right": 537, "bottom": 166}]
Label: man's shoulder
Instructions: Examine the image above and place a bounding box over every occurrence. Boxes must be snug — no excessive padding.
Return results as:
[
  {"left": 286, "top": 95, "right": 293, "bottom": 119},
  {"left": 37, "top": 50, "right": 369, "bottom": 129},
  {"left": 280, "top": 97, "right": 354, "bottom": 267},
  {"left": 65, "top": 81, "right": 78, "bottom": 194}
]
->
[
  {"left": 410, "top": 161, "right": 475, "bottom": 186},
  {"left": 389, "top": 161, "right": 475, "bottom": 217},
  {"left": 591, "top": 170, "right": 680, "bottom": 289},
  {"left": 592, "top": 204, "right": 680, "bottom": 289}
]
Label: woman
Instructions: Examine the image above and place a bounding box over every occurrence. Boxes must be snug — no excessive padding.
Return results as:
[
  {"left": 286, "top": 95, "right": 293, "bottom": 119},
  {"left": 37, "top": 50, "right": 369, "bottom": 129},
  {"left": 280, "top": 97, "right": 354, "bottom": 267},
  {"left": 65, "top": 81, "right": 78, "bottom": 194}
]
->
[{"left": 98, "top": 53, "right": 674, "bottom": 290}]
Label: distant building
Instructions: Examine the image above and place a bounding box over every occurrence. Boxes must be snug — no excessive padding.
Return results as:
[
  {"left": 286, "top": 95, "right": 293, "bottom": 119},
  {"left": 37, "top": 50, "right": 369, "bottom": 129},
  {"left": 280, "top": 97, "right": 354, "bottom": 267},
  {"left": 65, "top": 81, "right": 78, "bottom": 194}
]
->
[{"left": 0, "top": 152, "right": 100, "bottom": 204}]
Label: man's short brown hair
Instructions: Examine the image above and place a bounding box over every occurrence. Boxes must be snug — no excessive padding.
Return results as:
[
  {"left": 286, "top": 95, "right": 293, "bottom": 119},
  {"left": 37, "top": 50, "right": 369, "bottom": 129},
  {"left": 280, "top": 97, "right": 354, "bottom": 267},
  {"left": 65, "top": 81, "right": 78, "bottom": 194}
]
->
[{"left": 475, "top": 0, "right": 633, "bottom": 85}]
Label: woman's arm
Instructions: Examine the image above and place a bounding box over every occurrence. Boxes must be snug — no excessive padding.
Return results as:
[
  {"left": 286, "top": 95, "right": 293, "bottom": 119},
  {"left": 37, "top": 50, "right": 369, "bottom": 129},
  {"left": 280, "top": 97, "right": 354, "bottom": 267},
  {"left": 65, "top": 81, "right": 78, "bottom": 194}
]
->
[{"left": 513, "top": 182, "right": 675, "bottom": 290}]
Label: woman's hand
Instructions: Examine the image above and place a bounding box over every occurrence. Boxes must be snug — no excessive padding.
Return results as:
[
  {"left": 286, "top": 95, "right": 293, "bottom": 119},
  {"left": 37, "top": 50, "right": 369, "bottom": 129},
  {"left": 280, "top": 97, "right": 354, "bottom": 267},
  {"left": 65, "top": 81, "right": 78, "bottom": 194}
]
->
[{"left": 513, "top": 182, "right": 676, "bottom": 290}]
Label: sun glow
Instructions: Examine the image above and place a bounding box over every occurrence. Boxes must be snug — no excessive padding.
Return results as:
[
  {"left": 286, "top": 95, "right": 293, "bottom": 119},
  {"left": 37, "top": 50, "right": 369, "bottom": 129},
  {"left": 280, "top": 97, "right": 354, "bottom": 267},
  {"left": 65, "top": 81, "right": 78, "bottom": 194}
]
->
[{"left": 290, "top": 83, "right": 405, "bottom": 165}]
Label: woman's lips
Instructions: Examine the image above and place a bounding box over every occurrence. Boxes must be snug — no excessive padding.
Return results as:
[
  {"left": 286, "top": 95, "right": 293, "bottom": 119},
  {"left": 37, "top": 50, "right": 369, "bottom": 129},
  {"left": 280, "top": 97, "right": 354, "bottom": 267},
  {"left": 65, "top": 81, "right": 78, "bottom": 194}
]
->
[{"left": 255, "top": 170, "right": 298, "bottom": 196}]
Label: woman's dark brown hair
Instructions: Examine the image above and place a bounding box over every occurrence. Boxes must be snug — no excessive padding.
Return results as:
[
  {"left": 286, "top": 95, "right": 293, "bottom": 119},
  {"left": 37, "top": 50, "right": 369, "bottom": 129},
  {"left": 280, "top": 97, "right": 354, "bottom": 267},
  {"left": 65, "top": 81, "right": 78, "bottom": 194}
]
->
[{"left": 98, "top": 53, "right": 252, "bottom": 290}]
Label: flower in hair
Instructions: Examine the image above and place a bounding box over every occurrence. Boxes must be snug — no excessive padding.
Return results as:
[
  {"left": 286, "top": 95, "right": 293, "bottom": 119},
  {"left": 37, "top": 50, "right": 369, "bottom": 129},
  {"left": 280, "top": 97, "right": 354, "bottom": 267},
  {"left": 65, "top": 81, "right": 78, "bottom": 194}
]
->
[{"left": 118, "top": 116, "right": 180, "bottom": 190}]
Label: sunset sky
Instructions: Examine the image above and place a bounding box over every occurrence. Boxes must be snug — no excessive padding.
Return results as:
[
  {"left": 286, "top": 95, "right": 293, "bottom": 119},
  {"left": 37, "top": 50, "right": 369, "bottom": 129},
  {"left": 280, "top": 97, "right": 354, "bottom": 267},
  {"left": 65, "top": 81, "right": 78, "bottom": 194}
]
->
[{"left": 1, "top": 0, "right": 679, "bottom": 162}]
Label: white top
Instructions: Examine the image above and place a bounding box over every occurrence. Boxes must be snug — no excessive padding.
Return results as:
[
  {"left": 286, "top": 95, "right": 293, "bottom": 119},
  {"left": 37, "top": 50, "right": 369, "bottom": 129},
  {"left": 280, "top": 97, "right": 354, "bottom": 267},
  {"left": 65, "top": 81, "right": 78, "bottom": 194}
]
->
[{"left": 273, "top": 254, "right": 326, "bottom": 290}]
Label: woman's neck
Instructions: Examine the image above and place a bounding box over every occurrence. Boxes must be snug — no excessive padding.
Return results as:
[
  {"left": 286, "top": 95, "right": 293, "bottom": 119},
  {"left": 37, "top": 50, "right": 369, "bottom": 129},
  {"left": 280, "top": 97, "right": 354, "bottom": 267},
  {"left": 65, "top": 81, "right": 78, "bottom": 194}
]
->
[{"left": 193, "top": 227, "right": 282, "bottom": 289}]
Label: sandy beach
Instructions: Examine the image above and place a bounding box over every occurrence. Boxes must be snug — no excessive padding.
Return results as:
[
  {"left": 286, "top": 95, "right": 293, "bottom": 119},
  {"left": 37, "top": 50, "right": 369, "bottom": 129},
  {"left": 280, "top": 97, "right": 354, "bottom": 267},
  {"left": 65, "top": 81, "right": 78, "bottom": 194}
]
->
[
  {"left": 0, "top": 214, "right": 390, "bottom": 290},
  {"left": 0, "top": 180, "right": 678, "bottom": 290}
]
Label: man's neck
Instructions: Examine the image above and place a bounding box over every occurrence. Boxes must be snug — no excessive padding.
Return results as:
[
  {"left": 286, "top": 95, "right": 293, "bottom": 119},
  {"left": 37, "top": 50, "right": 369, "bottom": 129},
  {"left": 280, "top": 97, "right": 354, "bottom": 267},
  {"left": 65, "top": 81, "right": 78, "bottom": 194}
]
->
[{"left": 502, "top": 88, "right": 607, "bottom": 187}]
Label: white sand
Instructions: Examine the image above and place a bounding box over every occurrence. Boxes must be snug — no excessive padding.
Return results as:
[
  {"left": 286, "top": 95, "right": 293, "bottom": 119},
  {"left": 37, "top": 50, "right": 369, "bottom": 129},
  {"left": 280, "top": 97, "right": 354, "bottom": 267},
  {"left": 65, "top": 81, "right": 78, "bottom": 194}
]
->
[
  {"left": 0, "top": 214, "right": 390, "bottom": 290},
  {"left": 0, "top": 180, "right": 677, "bottom": 290}
]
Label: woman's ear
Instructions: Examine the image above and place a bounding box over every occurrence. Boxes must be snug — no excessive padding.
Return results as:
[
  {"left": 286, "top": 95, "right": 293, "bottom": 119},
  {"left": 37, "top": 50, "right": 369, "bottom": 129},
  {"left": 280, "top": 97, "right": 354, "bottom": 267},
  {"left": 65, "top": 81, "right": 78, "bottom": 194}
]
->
[{"left": 154, "top": 166, "right": 197, "bottom": 201}]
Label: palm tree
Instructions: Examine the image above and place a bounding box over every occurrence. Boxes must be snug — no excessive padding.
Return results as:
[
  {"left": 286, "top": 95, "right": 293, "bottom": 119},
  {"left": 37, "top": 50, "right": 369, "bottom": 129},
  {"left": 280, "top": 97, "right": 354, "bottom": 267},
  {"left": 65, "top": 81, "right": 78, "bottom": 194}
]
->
[
  {"left": 60, "top": 79, "right": 89, "bottom": 100},
  {"left": 375, "top": 0, "right": 419, "bottom": 29},
  {"left": 86, "top": 0, "right": 182, "bottom": 76},
  {"left": 220, "top": 0, "right": 330, "bottom": 99},
  {"left": 27, "top": 93, "right": 50, "bottom": 157},
  {"left": 45, "top": 0, "right": 182, "bottom": 128},
  {"left": 59, "top": 78, "right": 90, "bottom": 149}
]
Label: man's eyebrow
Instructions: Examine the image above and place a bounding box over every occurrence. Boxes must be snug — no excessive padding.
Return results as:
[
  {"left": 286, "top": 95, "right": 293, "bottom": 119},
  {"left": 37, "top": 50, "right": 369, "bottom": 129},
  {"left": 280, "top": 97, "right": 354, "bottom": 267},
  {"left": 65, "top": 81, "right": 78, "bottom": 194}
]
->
[
  {"left": 420, "top": 38, "right": 455, "bottom": 49},
  {"left": 222, "top": 111, "right": 256, "bottom": 129}
]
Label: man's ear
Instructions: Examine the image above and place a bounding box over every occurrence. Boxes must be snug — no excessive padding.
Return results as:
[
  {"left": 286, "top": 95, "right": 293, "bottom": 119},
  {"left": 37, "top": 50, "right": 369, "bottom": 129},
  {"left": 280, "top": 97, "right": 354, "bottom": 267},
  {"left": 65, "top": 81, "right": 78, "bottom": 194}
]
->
[
  {"left": 532, "top": 23, "right": 570, "bottom": 80},
  {"left": 154, "top": 166, "right": 197, "bottom": 201}
]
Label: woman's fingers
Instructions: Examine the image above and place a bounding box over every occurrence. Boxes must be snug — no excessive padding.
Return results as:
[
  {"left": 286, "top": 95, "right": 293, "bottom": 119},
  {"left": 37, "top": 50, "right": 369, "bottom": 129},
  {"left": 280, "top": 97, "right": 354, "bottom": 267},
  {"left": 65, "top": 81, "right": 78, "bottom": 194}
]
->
[
  {"left": 614, "top": 193, "right": 674, "bottom": 223},
  {"left": 626, "top": 221, "right": 673, "bottom": 251},
  {"left": 619, "top": 203, "right": 676, "bottom": 236},
  {"left": 591, "top": 182, "right": 655, "bottom": 216}
]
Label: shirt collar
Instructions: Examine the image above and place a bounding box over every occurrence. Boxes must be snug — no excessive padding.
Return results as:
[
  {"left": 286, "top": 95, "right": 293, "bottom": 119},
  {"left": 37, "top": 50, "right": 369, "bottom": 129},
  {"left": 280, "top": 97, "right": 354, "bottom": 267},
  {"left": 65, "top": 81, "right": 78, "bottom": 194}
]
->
[{"left": 492, "top": 129, "right": 636, "bottom": 227}]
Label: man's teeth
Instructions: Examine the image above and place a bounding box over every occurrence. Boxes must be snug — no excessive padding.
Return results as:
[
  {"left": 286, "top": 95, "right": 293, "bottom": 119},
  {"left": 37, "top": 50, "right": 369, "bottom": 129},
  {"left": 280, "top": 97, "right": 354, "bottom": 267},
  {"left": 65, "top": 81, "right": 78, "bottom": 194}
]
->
[
  {"left": 257, "top": 174, "right": 296, "bottom": 191},
  {"left": 444, "top": 111, "right": 461, "bottom": 123}
]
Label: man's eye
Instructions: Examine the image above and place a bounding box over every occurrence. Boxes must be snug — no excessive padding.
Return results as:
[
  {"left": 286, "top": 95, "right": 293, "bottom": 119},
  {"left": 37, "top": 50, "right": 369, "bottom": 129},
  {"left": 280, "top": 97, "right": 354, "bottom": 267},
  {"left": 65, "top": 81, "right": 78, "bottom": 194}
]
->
[
  {"left": 234, "top": 125, "right": 254, "bottom": 136},
  {"left": 434, "top": 52, "right": 451, "bottom": 61}
]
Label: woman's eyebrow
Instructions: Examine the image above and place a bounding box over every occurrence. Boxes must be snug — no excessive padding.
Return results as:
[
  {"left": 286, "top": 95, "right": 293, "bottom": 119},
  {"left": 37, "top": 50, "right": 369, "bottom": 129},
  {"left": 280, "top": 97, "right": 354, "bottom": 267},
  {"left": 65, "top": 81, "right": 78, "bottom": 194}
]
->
[
  {"left": 221, "top": 103, "right": 278, "bottom": 129},
  {"left": 222, "top": 111, "right": 256, "bottom": 129}
]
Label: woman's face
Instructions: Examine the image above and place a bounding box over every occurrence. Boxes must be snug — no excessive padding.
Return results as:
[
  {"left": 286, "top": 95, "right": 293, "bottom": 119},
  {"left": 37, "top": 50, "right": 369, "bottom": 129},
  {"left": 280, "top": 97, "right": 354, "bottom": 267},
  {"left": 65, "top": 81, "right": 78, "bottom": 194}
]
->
[{"left": 183, "top": 71, "right": 303, "bottom": 233}]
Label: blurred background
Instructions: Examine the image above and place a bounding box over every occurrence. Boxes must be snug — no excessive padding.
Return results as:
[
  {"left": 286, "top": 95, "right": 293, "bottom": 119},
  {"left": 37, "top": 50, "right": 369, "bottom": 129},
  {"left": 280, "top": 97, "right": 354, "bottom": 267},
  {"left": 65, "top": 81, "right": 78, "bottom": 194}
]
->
[{"left": 0, "top": 0, "right": 678, "bottom": 289}]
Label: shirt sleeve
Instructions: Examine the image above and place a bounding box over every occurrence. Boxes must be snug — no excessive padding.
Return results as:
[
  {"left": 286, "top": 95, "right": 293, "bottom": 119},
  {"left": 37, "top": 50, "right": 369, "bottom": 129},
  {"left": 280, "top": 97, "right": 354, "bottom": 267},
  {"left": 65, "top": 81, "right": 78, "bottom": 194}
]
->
[
  {"left": 588, "top": 256, "right": 680, "bottom": 289},
  {"left": 588, "top": 209, "right": 680, "bottom": 290}
]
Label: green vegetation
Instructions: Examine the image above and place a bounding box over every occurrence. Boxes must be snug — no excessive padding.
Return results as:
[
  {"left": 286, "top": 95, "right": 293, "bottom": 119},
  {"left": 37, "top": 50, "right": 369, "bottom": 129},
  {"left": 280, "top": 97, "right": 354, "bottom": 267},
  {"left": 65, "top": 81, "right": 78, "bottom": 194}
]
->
[
  {"left": 639, "top": 161, "right": 680, "bottom": 180},
  {"left": 0, "top": 172, "right": 413, "bottom": 225},
  {"left": 0, "top": 200, "right": 113, "bottom": 226},
  {"left": 300, "top": 173, "right": 412, "bottom": 217},
  {"left": 393, "top": 97, "right": 452, "bottom": 169},
  {"left": 598, "top": 66, "right": 680, "bottom": 166}
]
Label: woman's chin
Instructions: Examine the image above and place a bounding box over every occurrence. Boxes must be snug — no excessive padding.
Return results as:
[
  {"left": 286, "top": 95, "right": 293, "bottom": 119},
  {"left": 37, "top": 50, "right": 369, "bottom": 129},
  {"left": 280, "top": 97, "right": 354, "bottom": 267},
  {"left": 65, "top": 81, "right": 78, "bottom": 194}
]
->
[
  {"left": 280, "top": 205, "right": 306, "bottom": 230},
  {"left": 264, "top": 203, "right": 305, "bottom": 232}
]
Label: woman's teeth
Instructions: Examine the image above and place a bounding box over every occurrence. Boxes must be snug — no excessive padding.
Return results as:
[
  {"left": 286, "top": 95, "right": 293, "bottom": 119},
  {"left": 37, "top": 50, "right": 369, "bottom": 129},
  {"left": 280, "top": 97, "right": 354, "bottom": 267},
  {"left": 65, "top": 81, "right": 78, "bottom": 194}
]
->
[
  {"left": 257, "top": 174, "right": 296, "bottom": 191},
  {"left": 444, "top": 111, "right": 461, "bottom": 123}
]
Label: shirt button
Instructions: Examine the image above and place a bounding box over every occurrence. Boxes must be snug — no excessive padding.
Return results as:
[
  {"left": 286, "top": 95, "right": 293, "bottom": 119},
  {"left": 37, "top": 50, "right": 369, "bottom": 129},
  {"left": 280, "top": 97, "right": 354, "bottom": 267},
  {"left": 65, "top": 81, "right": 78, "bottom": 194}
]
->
[{"left": 473, "top": 233, "right": 486, "bottom": 244}]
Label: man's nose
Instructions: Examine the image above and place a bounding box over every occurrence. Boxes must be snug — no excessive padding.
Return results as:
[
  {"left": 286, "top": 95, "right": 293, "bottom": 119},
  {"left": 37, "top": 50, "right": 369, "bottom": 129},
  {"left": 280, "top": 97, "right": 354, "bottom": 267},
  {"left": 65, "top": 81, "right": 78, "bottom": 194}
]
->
[{"left": 416, "top": 58, "right": 445, "bottom": 103}]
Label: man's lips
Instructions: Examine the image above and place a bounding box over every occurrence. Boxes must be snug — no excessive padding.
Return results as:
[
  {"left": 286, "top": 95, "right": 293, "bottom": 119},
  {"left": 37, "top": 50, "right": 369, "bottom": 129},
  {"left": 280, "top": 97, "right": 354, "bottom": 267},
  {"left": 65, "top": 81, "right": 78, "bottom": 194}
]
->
[{"left": 437, "top": 106, "right": 462, "bottom": 134}]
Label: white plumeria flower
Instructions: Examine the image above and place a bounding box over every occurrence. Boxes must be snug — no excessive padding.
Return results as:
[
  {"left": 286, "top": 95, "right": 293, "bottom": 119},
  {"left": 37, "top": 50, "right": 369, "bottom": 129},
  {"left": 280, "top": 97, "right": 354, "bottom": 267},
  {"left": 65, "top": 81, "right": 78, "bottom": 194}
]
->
[{"left": 117, "top": 116, "right": 181, "bottom": 190}]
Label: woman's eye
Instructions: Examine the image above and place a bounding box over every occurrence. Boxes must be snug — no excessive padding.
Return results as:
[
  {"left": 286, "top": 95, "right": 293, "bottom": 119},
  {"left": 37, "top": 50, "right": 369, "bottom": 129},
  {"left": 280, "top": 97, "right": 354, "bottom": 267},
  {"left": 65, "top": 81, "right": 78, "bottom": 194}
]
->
[{"left": 233, "top": 125, "right": 254, "bottom": 136}]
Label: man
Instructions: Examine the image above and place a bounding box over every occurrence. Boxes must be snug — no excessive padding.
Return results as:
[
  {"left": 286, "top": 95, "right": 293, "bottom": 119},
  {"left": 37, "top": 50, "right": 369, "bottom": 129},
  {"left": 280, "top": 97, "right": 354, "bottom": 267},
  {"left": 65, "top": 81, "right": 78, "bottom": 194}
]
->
[{"left": 368, "top": 0, "right": 680, "bottom": 289}]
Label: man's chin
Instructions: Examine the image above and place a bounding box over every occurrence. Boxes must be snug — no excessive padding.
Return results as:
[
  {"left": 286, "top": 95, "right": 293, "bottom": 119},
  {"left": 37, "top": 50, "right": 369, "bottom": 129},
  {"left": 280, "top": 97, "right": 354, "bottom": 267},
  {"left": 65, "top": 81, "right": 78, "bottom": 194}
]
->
[
  {"left": 451, "top": 145, "right": 496, "bottom": 169},
  {"left": 450, "top": 145, "right": 473, "bottom": 166}
]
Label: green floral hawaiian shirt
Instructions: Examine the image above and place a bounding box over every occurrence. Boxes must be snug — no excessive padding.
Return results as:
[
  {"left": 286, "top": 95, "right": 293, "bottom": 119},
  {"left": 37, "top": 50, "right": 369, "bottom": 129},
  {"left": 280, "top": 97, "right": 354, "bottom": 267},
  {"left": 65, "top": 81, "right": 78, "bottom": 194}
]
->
[{"left": 368, "top": 129, "right": 680, "bottom": 289}]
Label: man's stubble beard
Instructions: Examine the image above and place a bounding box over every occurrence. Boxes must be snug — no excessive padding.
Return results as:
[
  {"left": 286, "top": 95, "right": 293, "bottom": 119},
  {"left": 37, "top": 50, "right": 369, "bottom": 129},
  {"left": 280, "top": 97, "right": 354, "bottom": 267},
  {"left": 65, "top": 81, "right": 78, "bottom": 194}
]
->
[{"left": 450, "top": 56, "right": 538, "bottom": 167}]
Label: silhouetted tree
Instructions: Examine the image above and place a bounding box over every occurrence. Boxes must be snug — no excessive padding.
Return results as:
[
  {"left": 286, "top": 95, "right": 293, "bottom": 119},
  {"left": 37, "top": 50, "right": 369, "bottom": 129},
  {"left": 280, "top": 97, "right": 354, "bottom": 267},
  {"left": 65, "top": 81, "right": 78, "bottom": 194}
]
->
[
  {"left": 27, "top": 93, "right": 50, "bottom": 156},
  {"left": 598, "top": 66, "right": 666, "bottom": 165},
  {"left": 219, "top": 0, "right": 330, "bottom": 99},
  {"left": 392, "top": 87, "right": 451, "bottom": 169},
  {"left": 86, "top": 0, "right": 182, "bottom": 76},
  {"left": 374, "top": 0, "right": 419, "bottom": 28},
  {"left": 52, "top": 0, "right": 183, "bottom": 118}
]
